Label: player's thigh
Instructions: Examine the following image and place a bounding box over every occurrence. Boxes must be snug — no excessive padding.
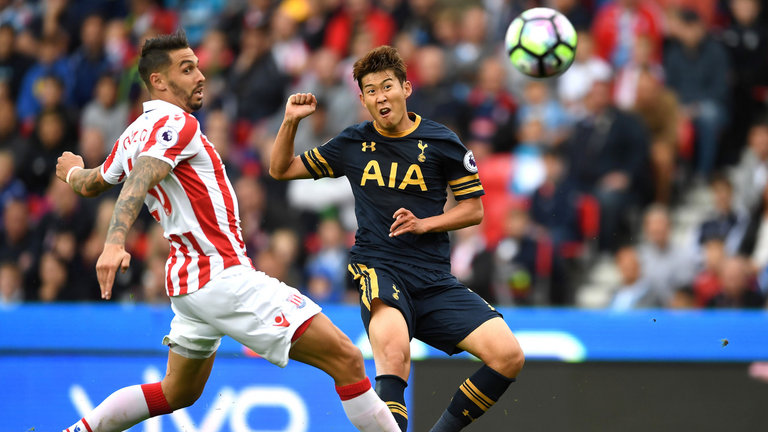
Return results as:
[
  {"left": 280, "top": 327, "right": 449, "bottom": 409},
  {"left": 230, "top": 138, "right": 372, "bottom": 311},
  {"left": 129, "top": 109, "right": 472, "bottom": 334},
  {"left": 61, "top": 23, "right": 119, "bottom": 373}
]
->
[
  {"left": 368, "top": 299, "right": 411, "bottom": 378},
  {"left": 457, "top": 317, "right": 524, "bottom": 378},
  {"left": 288, "top": 312, "right": 365, "bottom": 385},
  {"left": 349, "top": 261, "right": 413, "bottom": 377},
  {"left": 161, "top": 349, "right": 216, "bottom": 410}
]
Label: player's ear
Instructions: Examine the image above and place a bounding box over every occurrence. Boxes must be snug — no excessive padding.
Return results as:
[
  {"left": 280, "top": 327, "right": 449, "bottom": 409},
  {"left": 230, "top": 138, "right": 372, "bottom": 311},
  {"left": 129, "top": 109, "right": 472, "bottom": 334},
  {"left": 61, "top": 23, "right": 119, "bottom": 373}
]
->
[
  {"left": 149, "top": 72, "right": 166, "bottom": 92},
  {"left": 402, "top": 80, "right": 412, "bottom": 98},
  {"left": 358, "top": 92, "right": 365, "bottom": 107}
]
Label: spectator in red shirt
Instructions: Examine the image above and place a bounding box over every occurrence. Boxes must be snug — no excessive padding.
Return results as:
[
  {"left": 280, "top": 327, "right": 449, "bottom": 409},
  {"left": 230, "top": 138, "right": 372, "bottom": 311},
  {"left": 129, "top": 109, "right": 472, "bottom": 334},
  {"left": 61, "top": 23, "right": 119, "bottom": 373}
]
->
[
  {"left": 324, "top": 0, "right": 395, "bottom": 58},
  {"left": 591, "top": 0, "right": 664, "bottom": 69}
]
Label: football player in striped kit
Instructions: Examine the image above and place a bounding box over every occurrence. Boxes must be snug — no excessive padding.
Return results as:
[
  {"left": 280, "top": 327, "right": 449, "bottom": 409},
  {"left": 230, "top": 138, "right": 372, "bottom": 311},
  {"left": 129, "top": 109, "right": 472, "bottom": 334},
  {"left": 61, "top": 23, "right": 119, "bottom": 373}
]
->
[
  {"left": 270, "top": 46, "right": 525, "bottom": 432},
  {"left": 56, "top": 31, "right": 398, "bottom": 432}
]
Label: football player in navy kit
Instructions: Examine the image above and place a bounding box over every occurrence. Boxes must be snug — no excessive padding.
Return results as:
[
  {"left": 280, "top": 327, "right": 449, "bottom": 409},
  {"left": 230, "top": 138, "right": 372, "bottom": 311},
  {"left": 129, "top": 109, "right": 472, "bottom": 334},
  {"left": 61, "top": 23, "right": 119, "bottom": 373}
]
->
[{"left": 270, "top": 46, "right": 524, "bottom": 432}]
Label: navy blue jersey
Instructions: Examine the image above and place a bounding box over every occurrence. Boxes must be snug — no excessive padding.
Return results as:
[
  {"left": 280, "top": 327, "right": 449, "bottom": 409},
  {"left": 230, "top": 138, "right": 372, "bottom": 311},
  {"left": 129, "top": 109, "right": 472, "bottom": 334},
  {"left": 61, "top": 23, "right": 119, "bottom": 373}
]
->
[{"left": 300, "top": 113, "right": 484, "bottom": 272}]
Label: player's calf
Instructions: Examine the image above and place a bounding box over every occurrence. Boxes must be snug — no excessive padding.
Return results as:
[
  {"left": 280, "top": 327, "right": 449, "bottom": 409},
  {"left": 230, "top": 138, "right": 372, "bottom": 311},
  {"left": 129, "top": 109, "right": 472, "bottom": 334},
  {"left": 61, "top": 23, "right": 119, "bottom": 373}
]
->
[
  {"left": 62, "top": 383, "right": 172, "bottom": 432},
  {"left": 430, "top": 319, "right": 525, "bottom": 432},
  {"left": 288, "top": 313, "right": 400, "bottom": 432},
  {"left": 375, "top": 374, "right": 409, "bottom": 431},
  {"left": 429, "top": 364, "right": 517, "bottom": 432}
]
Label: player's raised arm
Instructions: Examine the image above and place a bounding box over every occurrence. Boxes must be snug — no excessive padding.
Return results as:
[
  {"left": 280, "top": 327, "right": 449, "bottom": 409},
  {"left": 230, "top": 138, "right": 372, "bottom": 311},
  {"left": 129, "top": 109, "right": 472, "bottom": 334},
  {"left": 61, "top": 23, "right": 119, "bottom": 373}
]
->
[
  {"left": 269, "top": 93, "right": 316, "bottom": 180},
  {"left": 96, "top": 156, "right": 171, "bottom": 300},
  {"left": 389, "top": 197, "right": 484, "bottom": 237},
  {"left": 56, "top": 151, "right": 114, "bottom": 197}
]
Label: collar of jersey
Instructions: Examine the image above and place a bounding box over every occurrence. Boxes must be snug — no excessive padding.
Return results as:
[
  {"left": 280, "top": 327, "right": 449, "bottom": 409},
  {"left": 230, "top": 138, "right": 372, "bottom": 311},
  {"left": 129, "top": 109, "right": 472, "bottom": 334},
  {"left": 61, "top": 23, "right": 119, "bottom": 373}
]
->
[
  {"left": 373, "top": 112, "right": 421, "bottom": 138},
  {"left": 143, "top": 99, "right": 186, "bottom": 114}
]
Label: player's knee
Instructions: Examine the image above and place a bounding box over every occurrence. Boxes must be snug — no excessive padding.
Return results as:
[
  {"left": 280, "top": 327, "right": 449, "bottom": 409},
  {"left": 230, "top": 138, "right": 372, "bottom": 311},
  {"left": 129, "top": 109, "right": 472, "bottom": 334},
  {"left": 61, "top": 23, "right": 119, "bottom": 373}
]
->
[
  {"left": 378, "top": 344, "right": 410, "bottom": 371},
  {"left": 323, "top": 335, "right": 366, "bottom": 382},
  {"left": 509, "top": 346, "right": 526, "bottom": 374},
  {"left": 489, "top": 345, "right": 525, "bottom": 378},
  {"left": 336, "top": 336, "right": 365, "bottom": 372},
  {"left": 162, "top": 382, "right": 204, "bottom": 410}
]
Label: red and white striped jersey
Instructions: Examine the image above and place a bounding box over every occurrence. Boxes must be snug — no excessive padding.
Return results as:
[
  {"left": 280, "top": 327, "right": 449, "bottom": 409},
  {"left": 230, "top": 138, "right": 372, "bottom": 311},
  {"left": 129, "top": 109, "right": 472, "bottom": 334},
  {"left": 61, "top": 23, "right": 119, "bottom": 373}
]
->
[{"left": 101, "top": 99, "right": 253, "bottom": 296}]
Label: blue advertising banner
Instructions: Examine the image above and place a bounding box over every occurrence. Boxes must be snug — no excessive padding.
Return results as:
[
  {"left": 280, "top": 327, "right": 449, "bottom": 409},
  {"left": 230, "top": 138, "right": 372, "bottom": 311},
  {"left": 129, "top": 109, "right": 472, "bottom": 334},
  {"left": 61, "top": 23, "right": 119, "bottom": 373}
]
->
[
  {"left": 1, "top": 305, "right": 767, "bottom": 431},
  {"left": 1, "top": 354, "right": 389, "bottom": 432},
  {"left": 2, "top": 304, "right": 767, "bottom": 361}
]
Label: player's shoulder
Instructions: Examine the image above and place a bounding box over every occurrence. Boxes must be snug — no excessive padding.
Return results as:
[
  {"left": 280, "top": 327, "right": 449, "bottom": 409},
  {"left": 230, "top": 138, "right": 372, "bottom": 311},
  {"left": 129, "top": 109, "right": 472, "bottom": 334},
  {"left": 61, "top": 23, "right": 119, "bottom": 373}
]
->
[
  {"left": 143, "top": 100, "right": 200, "bottom": 131},
  {"left": 415, "top": 116, "right": 465, "bottom": 149},
  {"left": 165, "top": 110, "right": 199, "bottom": 131},
  {"left": 333, "top": 121, "right": 374, "bottom": 142}
]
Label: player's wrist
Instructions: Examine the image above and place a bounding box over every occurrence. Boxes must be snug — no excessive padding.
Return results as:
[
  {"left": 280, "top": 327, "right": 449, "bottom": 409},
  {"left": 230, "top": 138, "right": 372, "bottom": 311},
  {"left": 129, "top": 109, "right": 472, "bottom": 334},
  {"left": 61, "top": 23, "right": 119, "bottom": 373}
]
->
[
  {"left": 66, "top": 166, "right": 83, "bottom": 184},
  {"left": 104, "top": 240, "right": 127, "bottom": 250},
  {"left": 283, "top": 115, "right": 302, "bottom": 126}
]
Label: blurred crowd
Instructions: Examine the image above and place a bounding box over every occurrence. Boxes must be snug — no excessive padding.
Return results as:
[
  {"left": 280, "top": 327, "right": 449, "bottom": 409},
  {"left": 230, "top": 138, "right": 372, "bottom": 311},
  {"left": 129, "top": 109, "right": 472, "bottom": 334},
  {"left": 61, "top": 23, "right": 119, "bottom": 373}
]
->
[{"left": 0, "top": 0, "right": 767, "bottom": 311}]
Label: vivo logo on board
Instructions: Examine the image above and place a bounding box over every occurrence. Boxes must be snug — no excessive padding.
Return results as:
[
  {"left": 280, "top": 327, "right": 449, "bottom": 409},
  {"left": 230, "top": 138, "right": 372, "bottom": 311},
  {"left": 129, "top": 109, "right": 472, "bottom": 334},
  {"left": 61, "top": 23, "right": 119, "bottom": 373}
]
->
[{"left": 68, "top": 366, "right": 310, "bottom": 432}]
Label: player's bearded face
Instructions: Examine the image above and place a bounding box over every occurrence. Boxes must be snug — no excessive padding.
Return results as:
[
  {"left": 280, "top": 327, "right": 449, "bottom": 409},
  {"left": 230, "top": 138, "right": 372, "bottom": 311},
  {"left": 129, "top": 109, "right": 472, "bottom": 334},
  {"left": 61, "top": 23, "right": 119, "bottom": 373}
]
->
[
  {"left": 169, "top": 78, "right": 203, "bottom": 112},
  {"left": 360, "top": 70, "right": 412, "bottom": 132},
  {"left": 165, "top": 48, "right": 205, "bottom": 112}
]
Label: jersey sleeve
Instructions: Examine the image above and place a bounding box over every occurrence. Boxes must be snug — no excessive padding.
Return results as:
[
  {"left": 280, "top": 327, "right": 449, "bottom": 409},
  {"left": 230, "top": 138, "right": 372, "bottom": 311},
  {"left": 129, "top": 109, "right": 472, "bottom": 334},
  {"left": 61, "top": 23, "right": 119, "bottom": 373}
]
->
[
  {"left": 100, "top": 138, "right": 126, "bottom": 184},
  {"left": 443, "top": 137, "right": 484, "bottom": 201},
  {"left": 300, "top": 135, "right": 344, "bottom": 179},
  {"left": 138, "top": 112, "right": 201, "bottom": 169}
]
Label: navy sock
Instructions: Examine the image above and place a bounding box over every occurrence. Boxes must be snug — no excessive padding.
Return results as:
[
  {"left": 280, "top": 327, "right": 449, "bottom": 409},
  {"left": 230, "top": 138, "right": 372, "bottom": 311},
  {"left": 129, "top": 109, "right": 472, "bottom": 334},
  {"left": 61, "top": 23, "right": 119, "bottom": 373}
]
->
[
  {"left": 429, "top": 365, "right": 515, "bottom": 432},
  {"left": 375, "top": 374, "right": 408, "bottom": 432}
]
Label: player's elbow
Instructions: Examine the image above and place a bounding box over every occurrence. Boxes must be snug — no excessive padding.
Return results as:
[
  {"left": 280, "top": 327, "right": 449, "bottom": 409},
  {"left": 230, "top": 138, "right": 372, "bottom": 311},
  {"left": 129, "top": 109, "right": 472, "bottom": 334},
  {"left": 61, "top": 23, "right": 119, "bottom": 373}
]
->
[
  {"left": 470, "top": 209, "right": 483, "bottom": 226},
  {"left": 268, "top": 166, "right": 288, "bottom": 180},
  {"left": 73, "top": 185, "right": 103, "bottom": 198},
  {"left": 268, "top": 166, "right": 281, "bottom": 180},
  {"left": 78, "top": 189, "right": 101, "bottom": 198}
]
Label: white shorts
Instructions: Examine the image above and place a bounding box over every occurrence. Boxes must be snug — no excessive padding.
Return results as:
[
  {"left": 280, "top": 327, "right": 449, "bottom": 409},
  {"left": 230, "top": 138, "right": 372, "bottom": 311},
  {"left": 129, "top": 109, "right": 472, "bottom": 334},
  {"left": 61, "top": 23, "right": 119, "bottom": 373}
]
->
[{"left": 163, "top": 265, "right": 322, "bottom": 367}]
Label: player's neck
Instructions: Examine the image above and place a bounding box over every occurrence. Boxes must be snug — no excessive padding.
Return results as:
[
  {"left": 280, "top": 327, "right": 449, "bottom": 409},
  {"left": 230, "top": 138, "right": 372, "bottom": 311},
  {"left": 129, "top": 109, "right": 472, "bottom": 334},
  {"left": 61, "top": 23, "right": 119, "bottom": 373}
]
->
[
  {"left": 374, "top": 112, "right": 417, "bottom": 137},
  {"left": 150, "top": 92, "right": 191, "bottom": 113}
]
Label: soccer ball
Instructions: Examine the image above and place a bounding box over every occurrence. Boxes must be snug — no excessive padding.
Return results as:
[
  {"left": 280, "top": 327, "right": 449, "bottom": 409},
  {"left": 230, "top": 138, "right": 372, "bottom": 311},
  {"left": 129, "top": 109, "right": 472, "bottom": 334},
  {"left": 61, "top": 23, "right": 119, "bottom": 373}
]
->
[{"left": 505, "top": 7, "right": 577, "bottom": 78}]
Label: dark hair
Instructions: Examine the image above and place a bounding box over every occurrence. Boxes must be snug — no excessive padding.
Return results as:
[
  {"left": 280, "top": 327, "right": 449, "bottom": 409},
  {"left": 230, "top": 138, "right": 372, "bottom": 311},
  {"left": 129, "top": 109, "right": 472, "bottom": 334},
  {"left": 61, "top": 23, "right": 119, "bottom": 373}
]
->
[
  {"left": 352, "top": 45, "right": 407, "bottom": 90},
  {"left": 751, "top": 114, "right": 768, "bottom": 129},
  {"left": 40, "top": 73, "right": 64, "bottom": 88},
  {"left": 678, "top": 8, "right": 701, "bottom": 24},
  {"left": 138, "top": 30, "right": 190, "bottom": 90},
  {"left": 708, "top": 171, "right": 732, "bottom": 189}
]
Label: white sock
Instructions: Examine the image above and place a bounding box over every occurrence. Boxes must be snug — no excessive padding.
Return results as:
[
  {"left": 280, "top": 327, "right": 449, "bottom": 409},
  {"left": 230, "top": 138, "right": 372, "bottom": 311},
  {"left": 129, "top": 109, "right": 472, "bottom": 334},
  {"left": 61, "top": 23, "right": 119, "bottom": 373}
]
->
[
  {"left": 63, "top": 385, "right": 152, "bottom": 432},
  {"left": 341, "top": 387, "right": 401, "bottom": 432}
]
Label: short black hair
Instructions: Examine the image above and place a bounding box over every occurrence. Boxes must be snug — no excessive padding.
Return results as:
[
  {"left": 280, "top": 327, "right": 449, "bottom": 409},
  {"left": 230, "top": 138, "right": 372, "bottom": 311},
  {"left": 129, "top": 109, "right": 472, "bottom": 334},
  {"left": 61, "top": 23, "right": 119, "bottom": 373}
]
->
[
  {"left": 138, "top": 30, "right": 190, "bottom": 90},
  {"left": 708, "top": 171, "right": 732, "bottom": 189},
  {"left": 352, "top": 46, "right": 407, "bottom": 91},
  {"left": 678, "top": 8, "right": 701, "bottom": 25}
]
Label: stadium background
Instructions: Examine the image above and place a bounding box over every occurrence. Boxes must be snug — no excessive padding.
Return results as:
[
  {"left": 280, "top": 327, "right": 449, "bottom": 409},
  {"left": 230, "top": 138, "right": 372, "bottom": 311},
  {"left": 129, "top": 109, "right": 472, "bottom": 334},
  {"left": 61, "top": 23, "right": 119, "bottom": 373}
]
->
[{"left": 1, "top": 0, "right": 768, "bottom": 430}]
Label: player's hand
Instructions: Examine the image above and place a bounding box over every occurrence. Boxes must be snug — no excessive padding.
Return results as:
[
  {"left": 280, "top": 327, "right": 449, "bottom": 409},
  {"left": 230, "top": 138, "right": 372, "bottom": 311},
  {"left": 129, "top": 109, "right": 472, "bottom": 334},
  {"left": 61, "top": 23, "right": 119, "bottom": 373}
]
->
[
  {"left": 56, "top": 151, "right": 85, "bottom": 183},
  {"left": 285, "top": 93, "right": 317, "bottom": 122},
  {"left": 95, "top": 243, "right": 131, "bottom": 300},
  {"left": 390, "top": 208, "right": 427, "bottom": 237}
]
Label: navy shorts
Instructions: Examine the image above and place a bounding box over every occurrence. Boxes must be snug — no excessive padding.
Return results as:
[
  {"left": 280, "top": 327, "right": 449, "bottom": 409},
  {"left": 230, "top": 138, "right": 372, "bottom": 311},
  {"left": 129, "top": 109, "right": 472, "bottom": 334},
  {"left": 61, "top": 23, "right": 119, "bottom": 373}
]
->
[{"left": 348, "top": 257, "right": 502, "bottom": 355}]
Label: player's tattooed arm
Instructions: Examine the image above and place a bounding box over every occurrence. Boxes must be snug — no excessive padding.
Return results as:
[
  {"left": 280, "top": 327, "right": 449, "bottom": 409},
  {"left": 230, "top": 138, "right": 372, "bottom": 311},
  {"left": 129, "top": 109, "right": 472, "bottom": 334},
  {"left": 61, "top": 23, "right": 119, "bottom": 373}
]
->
[
  {"left": 105, "top": 156, "right": 171, "bottom": 246},
  {"left": 68, "top": 168, "right": 114, "bottom": 197},
  {"left": 95, "top": 156, "right": 169, "bottom": 300},
  {"left": 56, "top": 151, "right": 113, "bottom": 197}
]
